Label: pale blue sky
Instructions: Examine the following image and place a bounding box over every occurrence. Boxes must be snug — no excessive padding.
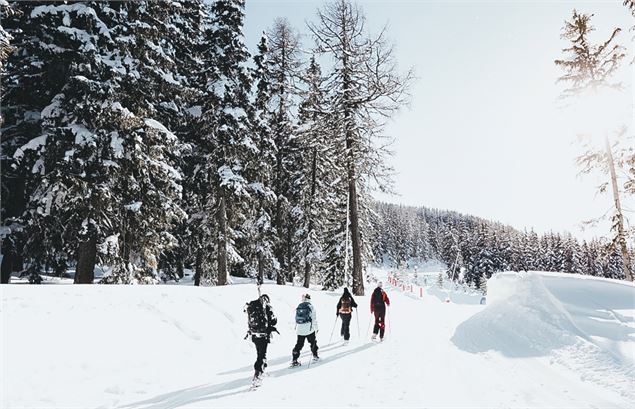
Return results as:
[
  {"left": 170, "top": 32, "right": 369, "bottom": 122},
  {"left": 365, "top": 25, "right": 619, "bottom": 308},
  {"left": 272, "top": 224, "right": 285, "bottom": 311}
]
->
[{"left": 243, "top": 0, "right": 634, "bottom": 239}]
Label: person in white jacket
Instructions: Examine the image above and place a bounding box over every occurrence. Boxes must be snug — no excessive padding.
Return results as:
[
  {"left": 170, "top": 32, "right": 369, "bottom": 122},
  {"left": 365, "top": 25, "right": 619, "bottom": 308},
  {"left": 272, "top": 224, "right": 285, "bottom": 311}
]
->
[{"left": 290, "top": 294, "right": 319, "bottom": 366}]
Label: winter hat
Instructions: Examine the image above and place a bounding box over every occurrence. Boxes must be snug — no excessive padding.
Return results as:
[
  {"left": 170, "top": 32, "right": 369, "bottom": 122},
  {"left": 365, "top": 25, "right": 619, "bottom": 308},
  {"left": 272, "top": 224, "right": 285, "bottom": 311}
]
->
[
  {"left": 302, "top": 293, "right": 311, "bottom": 301},
  {"left": 377, "top": 281, "right": 383, "bottom": 288},
  {"left": 343, "top": 287, "right": 351, "bottom": 296},
  {"left": 260, "top": 294, "right": 270, "bottom": 305}
]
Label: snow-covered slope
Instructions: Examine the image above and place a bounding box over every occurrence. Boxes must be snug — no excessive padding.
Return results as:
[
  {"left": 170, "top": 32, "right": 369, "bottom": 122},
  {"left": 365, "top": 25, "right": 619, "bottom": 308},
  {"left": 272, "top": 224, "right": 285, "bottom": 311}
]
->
[{"left": 2, "top": 271, "right": 633, "bottom": 408}]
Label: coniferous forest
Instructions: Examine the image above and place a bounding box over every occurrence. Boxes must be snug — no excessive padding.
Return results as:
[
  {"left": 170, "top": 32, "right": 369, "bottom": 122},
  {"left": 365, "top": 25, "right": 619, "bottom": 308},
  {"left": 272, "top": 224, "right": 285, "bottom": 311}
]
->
[
  {"left": 0, "top": 0, "right": 412, "bottom": 293},
  {"left": 372, "top": 202, "right": 633, "bottom": 289},
  {"left": 0, "top": 0, "right": 632, "bottom": 290}
]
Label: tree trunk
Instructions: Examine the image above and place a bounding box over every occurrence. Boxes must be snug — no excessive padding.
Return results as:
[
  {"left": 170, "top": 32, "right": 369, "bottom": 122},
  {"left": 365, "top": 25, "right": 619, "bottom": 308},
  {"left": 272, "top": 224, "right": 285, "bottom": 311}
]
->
[
  {"left": 275, "top": 220, "right": 285, "bottom": 285},
  {"left": 344, "top": 107, "right": 364, "bottom": 295},
  {"left": 217, "top": 195, "right": 228, "bottom": 285},
  {"left": 605, "top": 136, "right": 633, "bottom": 281},
  {"left": 74, "top": 237, "right": 96, "bottom": 284},
  {"left": 303, "top": 260, "right": 311, "bottom": 288},
  {"left": 257, "top": 254, "right": 264, "bottom": 285},
  {"left": 348, "top": 171, "right": 364, "bottom": 296},
  {"left": 176, "top": 257, "right": 184, "bottom": 279},
  {"left": 303, "top": 147, "right": 318, "bottom": 289},
  {"left": 194, "top": 249, "right": 203, "bottom": 286},
  {"left": 1, "top": 237, "right": 13, "bottom": 284},
  {"left": 286, "top": 228, "right": 293, "bottom": 283}
]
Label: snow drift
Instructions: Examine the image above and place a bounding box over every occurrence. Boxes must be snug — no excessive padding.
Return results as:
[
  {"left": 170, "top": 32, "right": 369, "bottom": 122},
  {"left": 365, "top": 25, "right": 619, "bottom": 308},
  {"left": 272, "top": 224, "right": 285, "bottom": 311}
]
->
[{"left": 452, "top": 272, "right": 635, "bottom": 401}]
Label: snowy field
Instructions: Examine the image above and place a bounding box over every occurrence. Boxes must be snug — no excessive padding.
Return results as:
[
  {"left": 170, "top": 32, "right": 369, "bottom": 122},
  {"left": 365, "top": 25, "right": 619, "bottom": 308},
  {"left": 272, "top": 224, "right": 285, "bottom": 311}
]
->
[{"left": 1, "top": 269, "right": 634, "bottom": 408}]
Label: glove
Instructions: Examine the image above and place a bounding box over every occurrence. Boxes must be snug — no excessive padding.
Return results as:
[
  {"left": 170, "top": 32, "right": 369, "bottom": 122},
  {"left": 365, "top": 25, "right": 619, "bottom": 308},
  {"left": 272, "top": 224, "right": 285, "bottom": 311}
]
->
[{"left": 336, "top": 312, "right": 339, "bottom": 317}]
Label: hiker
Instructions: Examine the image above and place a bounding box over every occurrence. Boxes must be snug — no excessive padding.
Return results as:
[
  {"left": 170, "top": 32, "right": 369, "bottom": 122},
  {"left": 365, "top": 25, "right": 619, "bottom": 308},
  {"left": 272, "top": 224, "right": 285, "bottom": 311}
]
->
[
  {"left": 244, "top": 294, "right": 278, "bottom": 383},
  {"left": 291, "top": 293, "right": 319, "bottom": 367},
  {"left": 370, "top": 281, "right": 390, "bottom": 341},
  {"left": 336, "top": 287, "right": 358, "bottom": 342}
]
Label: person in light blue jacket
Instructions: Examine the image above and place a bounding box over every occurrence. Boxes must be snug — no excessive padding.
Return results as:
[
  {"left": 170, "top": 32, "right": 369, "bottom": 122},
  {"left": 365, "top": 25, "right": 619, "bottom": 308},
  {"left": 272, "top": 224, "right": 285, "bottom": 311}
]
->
[{"left": 290, "top": 293, "right": 319, "bottom": 367}]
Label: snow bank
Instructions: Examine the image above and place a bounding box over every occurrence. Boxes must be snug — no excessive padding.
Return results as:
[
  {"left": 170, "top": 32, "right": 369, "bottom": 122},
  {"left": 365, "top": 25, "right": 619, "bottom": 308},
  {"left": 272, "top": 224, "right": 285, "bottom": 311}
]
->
[
  {"left": 452, "top": 272, "right": 635, "bottom": 400},
  {"left": 453, "top": 273, "right": 581, "bottom": 355}
]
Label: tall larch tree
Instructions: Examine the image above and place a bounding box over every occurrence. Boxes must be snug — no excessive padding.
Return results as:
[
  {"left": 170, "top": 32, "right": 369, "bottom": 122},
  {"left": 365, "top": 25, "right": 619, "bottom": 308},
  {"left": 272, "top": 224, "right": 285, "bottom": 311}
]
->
[{"left": 308, "top": 0, "right": 413, "bottom": 295}]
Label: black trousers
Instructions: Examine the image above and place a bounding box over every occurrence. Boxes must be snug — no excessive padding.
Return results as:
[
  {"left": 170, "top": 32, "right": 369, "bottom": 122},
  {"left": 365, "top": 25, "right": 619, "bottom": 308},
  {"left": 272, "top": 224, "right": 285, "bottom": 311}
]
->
[
  {"left": 252, "top": 335, "right": 269, "bottom": 375},
  {"left": 373, "top": 307, "right": 386, "bottom": 338},
  {"left": 292, "top": 332, "right": 318, "bottom": 361},
  {"left": 339, "top": 313, "right": 352, "bottom": 340}
]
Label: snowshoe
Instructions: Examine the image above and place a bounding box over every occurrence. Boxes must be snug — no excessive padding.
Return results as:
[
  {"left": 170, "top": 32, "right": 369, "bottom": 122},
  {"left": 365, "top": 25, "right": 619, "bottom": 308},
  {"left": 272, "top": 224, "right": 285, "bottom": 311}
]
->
[{"left": 250, "top": 374, "right": 263, "bottom": 390}]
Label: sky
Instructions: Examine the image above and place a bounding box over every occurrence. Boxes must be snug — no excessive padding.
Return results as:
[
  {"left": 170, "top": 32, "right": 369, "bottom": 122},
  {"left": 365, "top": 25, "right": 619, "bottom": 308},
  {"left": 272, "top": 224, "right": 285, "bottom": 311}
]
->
[{"left": 243, "top": 0, "right": 634, "bottom": 240}]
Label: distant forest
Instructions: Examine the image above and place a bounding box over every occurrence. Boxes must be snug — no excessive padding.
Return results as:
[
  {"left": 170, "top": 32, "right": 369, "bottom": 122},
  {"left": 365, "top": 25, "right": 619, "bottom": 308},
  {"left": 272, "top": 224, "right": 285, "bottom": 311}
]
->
[{"left": 372, "top": 202, "right": 631, "bottom": 287}]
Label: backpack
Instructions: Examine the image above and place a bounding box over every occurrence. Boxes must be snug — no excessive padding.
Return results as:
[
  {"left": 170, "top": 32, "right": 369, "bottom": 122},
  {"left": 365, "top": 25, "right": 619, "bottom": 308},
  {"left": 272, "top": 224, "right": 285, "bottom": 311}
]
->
[
  {"left": 371, "top": 288, "right": 384, "bottom": 307},
  {"left": 340, "top": 297, "right": 352, "bottom": 314},
  {"left": 246, "top": 300, "right": 267, "bottom": 333},
  {"left": 295, "top": 301, "right": 312, "bottom": 324}
]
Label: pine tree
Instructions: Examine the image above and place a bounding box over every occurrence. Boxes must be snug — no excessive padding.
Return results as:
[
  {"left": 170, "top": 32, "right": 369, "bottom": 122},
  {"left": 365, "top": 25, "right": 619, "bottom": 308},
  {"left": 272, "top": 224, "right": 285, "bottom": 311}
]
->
[
  {"left": 0, "top": 0, "right": 21, "bottom": 283},
  {"left": 296, "top": 56, "right": 333, "bottom": 288},
  {"left": 198, "top": 0, "right": 254, "bottom": 285},
  {"left": 4, "top": 2, "right": 127, "bottom": 283},
  {"left": 241, "top": 32, "right": 278, "bottom": 283},
  {"left": 605, "top": 249, "right": 625, "bottom": 279},
  {"left": 265, "top": 18, "right": 304, "bottom": 285}
]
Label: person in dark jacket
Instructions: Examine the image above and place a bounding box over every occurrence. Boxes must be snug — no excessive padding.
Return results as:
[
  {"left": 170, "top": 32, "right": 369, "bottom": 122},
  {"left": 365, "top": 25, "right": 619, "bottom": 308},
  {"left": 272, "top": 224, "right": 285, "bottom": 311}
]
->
[
  {"left": 244, "top": 294, "right": 278, "bottom": 383},
  {"left": 336, "top": 287, "right": 358, "bottom": 342},
  {"left": 370, "top": 282, "right": 390, "bottom": 341}
]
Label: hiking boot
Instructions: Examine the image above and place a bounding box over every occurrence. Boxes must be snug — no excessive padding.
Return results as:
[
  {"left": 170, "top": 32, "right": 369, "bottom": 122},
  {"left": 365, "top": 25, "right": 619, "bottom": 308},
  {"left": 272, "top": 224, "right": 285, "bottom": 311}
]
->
[{"left": 290, "top": 360, "right": 301, "bottom": 368}]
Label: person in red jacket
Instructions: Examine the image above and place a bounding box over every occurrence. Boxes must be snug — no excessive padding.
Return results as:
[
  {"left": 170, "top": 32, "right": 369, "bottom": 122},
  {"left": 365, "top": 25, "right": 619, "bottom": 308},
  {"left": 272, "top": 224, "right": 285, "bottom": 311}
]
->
[{"left": 370, "top": 281, "right": 390, "bottom": 341}]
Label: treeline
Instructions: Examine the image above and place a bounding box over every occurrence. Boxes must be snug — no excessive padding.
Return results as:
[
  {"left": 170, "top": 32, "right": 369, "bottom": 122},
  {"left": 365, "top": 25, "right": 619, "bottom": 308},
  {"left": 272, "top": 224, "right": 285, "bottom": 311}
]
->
[
  {"left": 372, "top": 202, "right": 632, "bottom": 286},
  {"left": 0, "top": 0, "right": 411, "bottom": 293}
]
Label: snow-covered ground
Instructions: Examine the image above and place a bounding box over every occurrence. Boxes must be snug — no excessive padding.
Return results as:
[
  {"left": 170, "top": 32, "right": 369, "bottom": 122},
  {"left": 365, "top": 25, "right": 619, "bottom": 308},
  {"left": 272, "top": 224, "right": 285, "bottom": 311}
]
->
[{"left": 1, "top": 269, "right": 634, "bottom": 408}]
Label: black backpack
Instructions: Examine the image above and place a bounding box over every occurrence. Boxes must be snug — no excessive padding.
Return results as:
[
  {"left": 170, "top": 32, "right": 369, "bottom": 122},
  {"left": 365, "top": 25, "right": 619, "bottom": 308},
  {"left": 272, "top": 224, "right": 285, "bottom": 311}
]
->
[
  {"left": 371, "top": 288, "right": 384, "bottom": 307},
  {"left": 246, "top": 300, "right": 267, "bottom": 333}
]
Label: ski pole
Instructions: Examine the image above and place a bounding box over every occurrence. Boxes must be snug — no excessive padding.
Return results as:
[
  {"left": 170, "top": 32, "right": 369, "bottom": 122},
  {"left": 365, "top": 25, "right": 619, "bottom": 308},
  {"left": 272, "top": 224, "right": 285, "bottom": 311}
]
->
[
  {"left": 365, "top": 313, "right": 372, "bottom": 339},
  {"left": 328, "top": 315, "right": 339, "bottom": 344},
  {"left": 355, "top": 308, "right": 360, "bottom": 338}
]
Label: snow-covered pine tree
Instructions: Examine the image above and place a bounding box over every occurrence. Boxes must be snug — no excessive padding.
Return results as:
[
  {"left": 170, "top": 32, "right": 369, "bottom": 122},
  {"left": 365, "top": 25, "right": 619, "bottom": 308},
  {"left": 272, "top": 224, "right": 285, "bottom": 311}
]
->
[
  {"left": 136, "top": 0, "right": 208, "bottom": 282},
  {"left": 262, "top": 18, "right": 304, "bottom": 285},
  {"left": 241, "top": 31, "right": 278, "bottom": 283},
  {"left": 0, "top": 0, "right": 21, "bottom": 283},
  {"left": 1, "top": 1, "right": 65, "bottom": 283},
  {"left": 321, "top": 171, "right": 349, "bottom": 290},
  {"left": 4, "top": 2, "right": 127, "bottom": 283},
  {"left": 308, "top": 0, "right": 413, "bottom": 295},
  {"left": 6, "top": 2, "right": 188, "bottom": 284},
  {"left": 196, "top": 0, "right": 255, "bottom": 285},
  {"left": 605, "top": 249, "right": 625, "bottom": 279},
  {"left": 296, "top": 56, "right": 334, "bottom": 288},
  {"left": 436, "top": 271, "right": 444, "bottom": 288}
]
